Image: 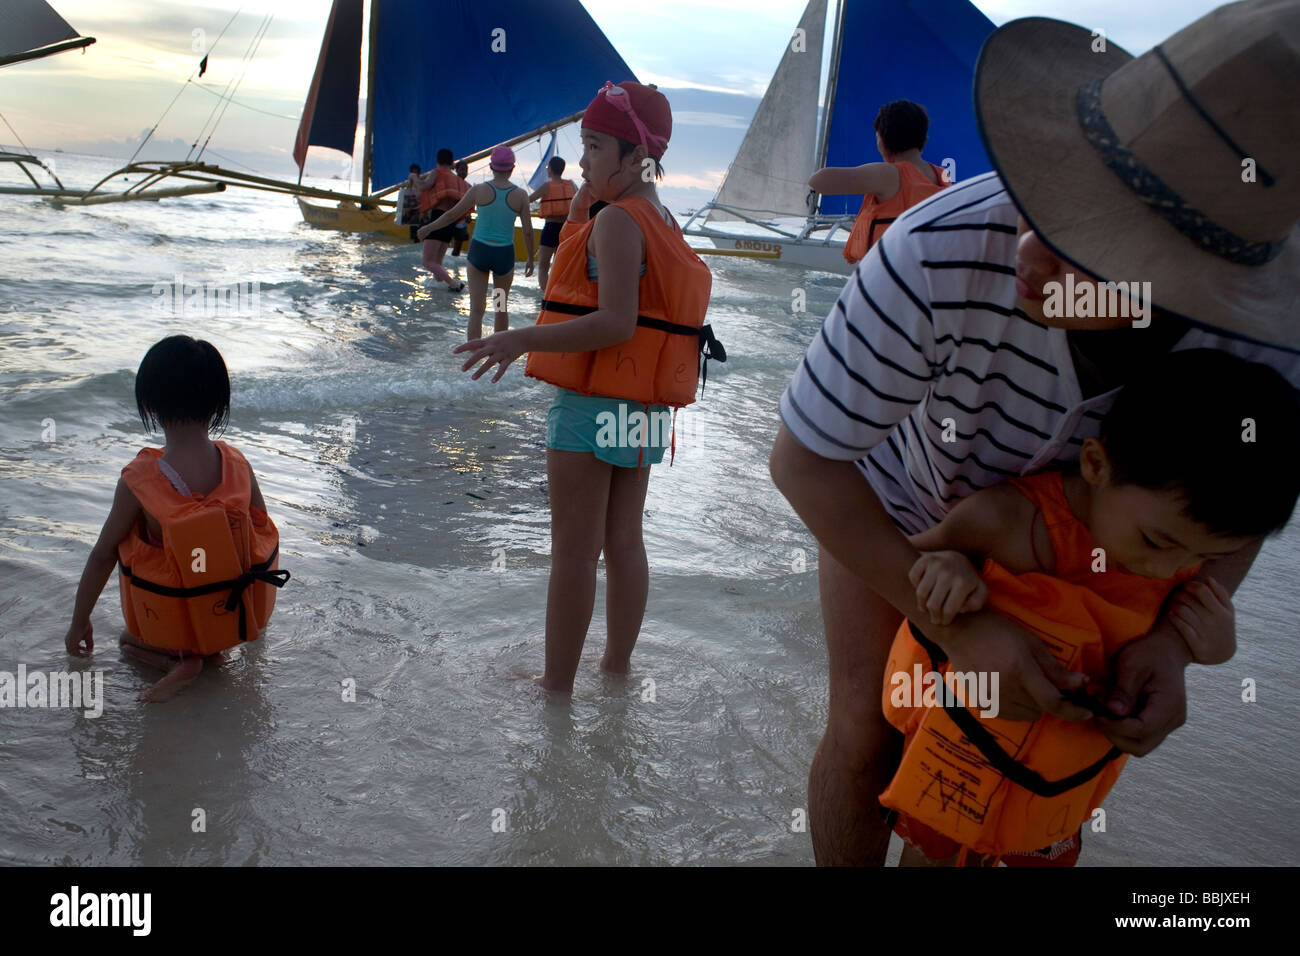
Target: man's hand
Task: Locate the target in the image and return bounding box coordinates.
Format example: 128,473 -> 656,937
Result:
933,608 -> 1091,723
909,550 -> 987,626
1096,624 -> 1192,756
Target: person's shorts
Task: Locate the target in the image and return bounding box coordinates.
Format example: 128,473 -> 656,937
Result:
540,219 -> 564,248
891,810 -> 1083,867
546,387 -> 671,469
422,208 -> 456,243
452,223 -> 470,242
467,239 -> 516,276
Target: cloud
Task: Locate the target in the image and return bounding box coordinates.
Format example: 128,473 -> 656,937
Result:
660,169 -> 728,191
671,111 -> 751,130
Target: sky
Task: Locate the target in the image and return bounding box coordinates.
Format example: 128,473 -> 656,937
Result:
2,0 -> 1226,207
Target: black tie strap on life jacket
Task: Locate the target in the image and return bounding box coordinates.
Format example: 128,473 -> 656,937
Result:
119,548 -> 290,643
698,324 -> 726,394
908,624 -> 1121,798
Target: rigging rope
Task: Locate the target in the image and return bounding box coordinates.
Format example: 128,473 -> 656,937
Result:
192,12 -> 275,163
189,11 -> 273,160
129,5 -> 243,164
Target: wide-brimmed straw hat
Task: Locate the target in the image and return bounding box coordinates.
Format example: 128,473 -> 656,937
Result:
974,0 -> 1300,349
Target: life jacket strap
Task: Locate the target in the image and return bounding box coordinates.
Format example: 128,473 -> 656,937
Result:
120,547 -> 291,643
909,624 -> 1122,798
539,300 -> 727,398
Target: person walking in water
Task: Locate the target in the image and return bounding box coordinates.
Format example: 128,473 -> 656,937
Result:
809,99 -> 949,264
528,155 -> 578,290
420,146 -> 534,340
412,147 -> 469,291
449,82 -> 720,694
451,160 -> 471,258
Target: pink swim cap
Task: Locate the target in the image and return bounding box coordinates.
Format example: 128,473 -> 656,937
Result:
489,146 -> 515,171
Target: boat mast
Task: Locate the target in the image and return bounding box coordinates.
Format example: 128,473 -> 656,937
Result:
811,0 -> 845,216
360,0 -> 380,197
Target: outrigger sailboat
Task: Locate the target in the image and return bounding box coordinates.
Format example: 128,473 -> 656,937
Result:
682,0 -> 997,273
3,0 -> 634,250
294,0 -> 634,253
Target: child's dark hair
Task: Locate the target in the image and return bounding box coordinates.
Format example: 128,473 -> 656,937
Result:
548,155 -> 566,175
874,100 -> 929,155
436,147 -> 454,165
616,138 -> 665,180
135,336 -> 230,435
409,163 -> 421,174
454,160 -> 468,176
1100,348 -> 1300,538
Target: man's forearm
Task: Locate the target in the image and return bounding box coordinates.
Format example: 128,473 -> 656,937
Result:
768,424 -> 920,618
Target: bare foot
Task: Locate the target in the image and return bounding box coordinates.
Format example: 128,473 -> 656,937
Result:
598,654 -> 630,675
138,656 -> 203,702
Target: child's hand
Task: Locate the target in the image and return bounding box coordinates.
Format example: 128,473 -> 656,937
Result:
65,620 -> 93,657
454,328 -> 528,383
1167,578 -> 1234,665
909,550 -> 987,627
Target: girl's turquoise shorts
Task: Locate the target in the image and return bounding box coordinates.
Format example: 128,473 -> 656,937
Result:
546,387 -> 671,468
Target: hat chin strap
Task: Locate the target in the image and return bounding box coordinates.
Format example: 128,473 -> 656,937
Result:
1077,60 -> 1286,267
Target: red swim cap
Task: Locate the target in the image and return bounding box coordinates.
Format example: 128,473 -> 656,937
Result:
581,81 -> 671,160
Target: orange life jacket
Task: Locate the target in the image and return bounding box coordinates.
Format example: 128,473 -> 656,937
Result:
843,161 -> 948,264
539,179 -> 576,219
418,166 -> 470,213
524,196 -> 723,408
879,471 -> 1199,857
117,442 -> 288,655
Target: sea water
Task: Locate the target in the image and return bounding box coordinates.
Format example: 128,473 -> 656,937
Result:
1,153 -> 1297,865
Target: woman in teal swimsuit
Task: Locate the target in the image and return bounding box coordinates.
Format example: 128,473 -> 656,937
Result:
420,146 -> 536,341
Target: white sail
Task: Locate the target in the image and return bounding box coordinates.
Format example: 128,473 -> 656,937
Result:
708,0 -> 826,222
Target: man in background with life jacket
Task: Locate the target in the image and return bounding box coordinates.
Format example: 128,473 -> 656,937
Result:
451,160 -> 471,258
411,147 -> 470,292
528,155 -> 578,291
809,99 -> 949,265
403,163 -> 427,242
770,0 -> 1300,865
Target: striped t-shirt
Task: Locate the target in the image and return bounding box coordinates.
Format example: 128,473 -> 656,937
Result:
780,172 -> 1300,535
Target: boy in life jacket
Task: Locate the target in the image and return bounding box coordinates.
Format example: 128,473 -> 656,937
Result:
808,99 -> 949,264
402,163 -> 425,241
450,81 -> 724,694
412,147 -> 470,292
450,160 -> 471,257
527,155 -> 578,291
63,336 -> 288,702
881,349 -> 1300,866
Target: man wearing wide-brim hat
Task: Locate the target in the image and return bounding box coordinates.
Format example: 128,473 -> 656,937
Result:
771,0 -> 1300,866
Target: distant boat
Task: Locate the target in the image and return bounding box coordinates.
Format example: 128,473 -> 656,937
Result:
292,0 -> 636,251
682,0 -> 997,273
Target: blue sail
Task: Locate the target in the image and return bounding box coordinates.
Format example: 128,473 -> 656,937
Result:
819,0 -> 996,216
370,0 -> 636,191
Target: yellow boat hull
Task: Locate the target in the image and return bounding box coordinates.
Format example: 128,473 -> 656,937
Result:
297,197 -> 539,260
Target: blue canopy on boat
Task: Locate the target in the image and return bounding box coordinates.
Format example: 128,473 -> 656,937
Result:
819,0 -> 996,216
369,0 -> 636,190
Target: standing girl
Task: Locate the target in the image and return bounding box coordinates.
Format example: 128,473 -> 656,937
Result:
452,82 -> 722,693
419,147 -> 535,341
